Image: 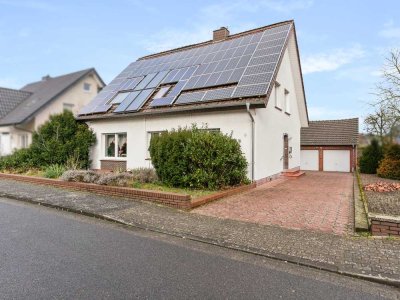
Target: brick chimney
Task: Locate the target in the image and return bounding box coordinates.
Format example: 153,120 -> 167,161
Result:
213,27 -> 230,41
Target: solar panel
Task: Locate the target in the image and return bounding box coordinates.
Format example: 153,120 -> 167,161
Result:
149,96 -> 175,107
125,89 -> 154,111
80,22 -> 292,114
114,91 -> 141,112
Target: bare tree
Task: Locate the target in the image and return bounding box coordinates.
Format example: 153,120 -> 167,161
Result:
364,103 -> 399,144
365,50 -> 400,144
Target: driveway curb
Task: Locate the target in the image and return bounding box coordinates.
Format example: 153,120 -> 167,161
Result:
2,190 -> 399,289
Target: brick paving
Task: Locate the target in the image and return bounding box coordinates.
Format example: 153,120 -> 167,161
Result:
0,177 -> 399,284
194,172 -> 354,235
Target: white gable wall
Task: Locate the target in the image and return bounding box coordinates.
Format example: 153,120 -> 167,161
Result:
254,46 -> 302,179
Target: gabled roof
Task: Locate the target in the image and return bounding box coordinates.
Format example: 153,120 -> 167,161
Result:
0,68 -> 104,126
78,20 -> 306,120
0,87 -> 32,119
301,118 -> 359,146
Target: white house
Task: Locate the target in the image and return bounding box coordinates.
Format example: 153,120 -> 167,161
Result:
0,68 -> 105,156
78,20 -> 309,183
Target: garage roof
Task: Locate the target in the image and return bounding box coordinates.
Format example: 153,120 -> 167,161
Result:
301,118 -> 359,146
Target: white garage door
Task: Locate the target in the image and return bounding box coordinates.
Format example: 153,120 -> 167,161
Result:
300,150 -> 319,171
323,150 -> 350,172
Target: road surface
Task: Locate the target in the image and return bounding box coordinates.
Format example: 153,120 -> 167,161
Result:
0,198 -> 397,299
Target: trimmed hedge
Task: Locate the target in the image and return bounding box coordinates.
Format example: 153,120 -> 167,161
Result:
377,144 -> 400,180
359,139 -> 383,174
149,126 -> 249,189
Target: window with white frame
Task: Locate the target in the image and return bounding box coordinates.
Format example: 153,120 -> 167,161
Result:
284,89 -> 290,114
147,131 -> 166,158
104,133 -> 127,158
274,81 -> 281,109
19,134 -> 28,148
63,103 -> 74,111
83,82 -> 91,92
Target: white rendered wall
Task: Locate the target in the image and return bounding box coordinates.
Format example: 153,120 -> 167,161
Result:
253,47 -> 302,179
87,110 -> 253,178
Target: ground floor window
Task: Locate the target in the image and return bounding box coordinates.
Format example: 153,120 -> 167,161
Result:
105,133 -> 127,158
19,134 -> 29,148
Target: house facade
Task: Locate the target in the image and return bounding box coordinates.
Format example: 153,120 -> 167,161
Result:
78,21 -> 309,182
0,69 -> 104,156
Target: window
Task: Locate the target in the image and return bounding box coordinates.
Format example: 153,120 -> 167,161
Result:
153,86 -> 171,99
83,83 -> 91,92
105,133 -> 127,158
147,131 -> 166,158
109,92 -> 129,105
274,81 -> 281,109
284,89 -> 290,114
19,134 -> 29,148
63,103 -> 74,111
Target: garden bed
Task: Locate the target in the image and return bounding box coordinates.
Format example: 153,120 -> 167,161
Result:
360,174 -> 400,217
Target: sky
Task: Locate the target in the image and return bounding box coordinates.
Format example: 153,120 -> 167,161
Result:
1,0 -> 400,127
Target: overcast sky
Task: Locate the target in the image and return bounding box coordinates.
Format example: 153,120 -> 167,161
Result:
1,0 -> 399,125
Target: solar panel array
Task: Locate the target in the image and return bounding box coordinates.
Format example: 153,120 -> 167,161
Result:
79,23 -> 292,115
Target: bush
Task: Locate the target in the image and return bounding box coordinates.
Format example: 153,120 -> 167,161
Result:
43,164 -> 66,179
0,111 -> 96,172
377,144 -> 400,180
60,168 -> 157,186
359,139 -> 383,174
149,125 -> 248,189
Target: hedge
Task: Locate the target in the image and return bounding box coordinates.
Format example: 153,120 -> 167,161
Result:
359,139 -> 383,174
149,125 -> 249,189
377,144 -> 400,180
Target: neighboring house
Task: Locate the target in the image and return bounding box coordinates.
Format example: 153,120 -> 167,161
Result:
0,68 -> 105,156
78,20 -> 309,183
300,118 -> 359,172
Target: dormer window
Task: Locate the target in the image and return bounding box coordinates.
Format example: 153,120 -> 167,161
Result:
153,86 -> 172,99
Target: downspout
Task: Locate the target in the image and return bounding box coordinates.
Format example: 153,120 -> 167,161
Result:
246,102 -> 255,182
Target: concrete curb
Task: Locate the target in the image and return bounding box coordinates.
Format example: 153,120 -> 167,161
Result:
1,190 -> 399,288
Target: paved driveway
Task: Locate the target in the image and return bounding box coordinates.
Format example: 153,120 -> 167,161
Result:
193,172 -> 354,235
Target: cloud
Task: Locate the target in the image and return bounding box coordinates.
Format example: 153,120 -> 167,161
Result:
379,20 -> 400,39
302,45 -> 365,74
140,0 -> 313,53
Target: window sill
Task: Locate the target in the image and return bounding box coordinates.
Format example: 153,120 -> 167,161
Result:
101,157 -> 127,161
145,158 -> 151,161
275,106 -> 282,111
285,111 -> 291,116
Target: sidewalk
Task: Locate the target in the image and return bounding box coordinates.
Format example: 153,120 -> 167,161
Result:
0,178 -> 399,286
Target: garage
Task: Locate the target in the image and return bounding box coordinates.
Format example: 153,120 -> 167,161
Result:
300,118 -> 358,173
300,150 -> 319,171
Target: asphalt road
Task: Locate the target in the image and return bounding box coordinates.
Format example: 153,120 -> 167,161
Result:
0,198 -> 398,300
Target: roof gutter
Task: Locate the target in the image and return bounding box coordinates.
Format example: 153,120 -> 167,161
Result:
246,102 -> 255,182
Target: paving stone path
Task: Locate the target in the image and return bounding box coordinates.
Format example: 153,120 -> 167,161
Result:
0,178 -> 399,285
194,172 -> 353,235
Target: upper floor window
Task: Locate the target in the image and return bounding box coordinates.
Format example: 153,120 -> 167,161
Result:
83,82 -> 91,92
284,89 -> 290,115
274,81 -> 281,109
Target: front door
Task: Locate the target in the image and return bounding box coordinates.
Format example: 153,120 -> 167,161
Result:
283,134 -> 289,169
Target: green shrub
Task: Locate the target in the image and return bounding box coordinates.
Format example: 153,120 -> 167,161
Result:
377,144 -> 400,180
0,111 -> 96,171
359,139 -> 383,174
43,164 -> 66,179
149,125 -> 248,189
